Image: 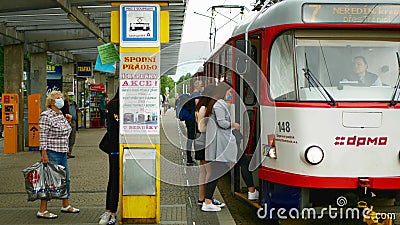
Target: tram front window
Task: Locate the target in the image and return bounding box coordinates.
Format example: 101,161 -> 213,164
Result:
294,34 -> 400,102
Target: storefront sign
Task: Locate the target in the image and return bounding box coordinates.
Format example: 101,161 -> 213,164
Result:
120,52 -> 160,135
90,84 -> 105,92
77,62 -> 93,77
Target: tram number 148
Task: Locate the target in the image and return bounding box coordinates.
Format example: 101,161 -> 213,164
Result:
277,121 -> 291,133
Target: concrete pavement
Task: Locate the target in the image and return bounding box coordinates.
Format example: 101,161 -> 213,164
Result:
0,109 -> 235,225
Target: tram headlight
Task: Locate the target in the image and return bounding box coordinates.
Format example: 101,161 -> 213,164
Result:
263,144 -> 277,159
304,146 -> 324,165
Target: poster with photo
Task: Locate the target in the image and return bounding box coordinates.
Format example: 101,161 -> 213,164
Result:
120,53 -> 160,135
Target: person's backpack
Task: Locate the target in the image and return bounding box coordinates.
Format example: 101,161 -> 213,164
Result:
176,94 -> 195,121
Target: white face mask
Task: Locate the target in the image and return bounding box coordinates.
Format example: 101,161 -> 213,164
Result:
54,98 -> 64,109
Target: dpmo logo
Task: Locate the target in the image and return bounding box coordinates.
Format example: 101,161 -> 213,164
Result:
334,136 -> 387,147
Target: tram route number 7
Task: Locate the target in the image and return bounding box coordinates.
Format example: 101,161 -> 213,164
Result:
277,121 -> 291,133
308,4 -> 321,22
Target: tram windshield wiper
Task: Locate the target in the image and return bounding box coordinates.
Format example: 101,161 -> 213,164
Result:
389,52 -> 400,106
302,53 -> 336,106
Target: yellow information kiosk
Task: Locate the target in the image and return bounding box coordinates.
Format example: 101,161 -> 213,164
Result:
110,2 -> 169,224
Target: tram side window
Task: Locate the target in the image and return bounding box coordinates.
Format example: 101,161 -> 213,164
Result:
269,31 -> 295,101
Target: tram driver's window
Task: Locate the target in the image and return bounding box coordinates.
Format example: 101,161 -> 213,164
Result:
269,31 -> 295,101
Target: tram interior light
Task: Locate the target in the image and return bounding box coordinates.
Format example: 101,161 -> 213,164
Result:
304,146 -> 324,165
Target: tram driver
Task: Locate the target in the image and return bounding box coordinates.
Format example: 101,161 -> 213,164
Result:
344,56 -> 382,86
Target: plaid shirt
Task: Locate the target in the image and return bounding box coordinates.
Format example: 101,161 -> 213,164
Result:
39,108 -> 71,153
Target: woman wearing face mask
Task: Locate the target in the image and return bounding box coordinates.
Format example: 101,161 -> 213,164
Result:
37,91 -> 80,219
202,82 -> 240,212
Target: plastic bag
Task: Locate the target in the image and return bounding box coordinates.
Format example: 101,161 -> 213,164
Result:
22,162 -> 68,201
44,162 -> 68,200
22,162 -> 46,201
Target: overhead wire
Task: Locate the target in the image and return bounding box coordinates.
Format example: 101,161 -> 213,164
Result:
208,5 -> 248,51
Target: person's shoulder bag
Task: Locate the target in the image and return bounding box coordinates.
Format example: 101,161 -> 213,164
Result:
99,132 -> 112,154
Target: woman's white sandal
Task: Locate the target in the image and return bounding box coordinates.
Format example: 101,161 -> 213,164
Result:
61,205 -> 80,213
37,210 -> 58,219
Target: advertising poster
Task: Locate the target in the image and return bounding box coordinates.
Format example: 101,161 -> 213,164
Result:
46,65 -> 62,95
120,53 -> 160,135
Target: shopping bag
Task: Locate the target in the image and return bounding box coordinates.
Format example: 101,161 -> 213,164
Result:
22,162 -> 67,201
44,162 -> 68,200
22,162 -> 47,201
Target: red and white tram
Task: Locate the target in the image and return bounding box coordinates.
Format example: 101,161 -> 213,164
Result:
201,0 -> 400,216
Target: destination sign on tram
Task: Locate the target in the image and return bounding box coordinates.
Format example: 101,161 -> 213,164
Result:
302,4 -> 400,24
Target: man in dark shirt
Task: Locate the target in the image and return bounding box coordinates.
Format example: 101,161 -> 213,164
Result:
61,92 -> 78,158
185,80 -> 204,165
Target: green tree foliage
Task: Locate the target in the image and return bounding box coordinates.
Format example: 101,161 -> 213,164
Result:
177,73 -> 191,84
160,75 -> 175,96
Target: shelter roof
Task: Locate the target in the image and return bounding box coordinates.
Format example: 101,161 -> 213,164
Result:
0,0 -> 186,75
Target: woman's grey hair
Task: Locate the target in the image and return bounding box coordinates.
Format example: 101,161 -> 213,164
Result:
45,91 -> 62,108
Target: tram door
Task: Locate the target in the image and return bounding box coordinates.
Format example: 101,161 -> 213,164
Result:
231,35 -> 261,197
